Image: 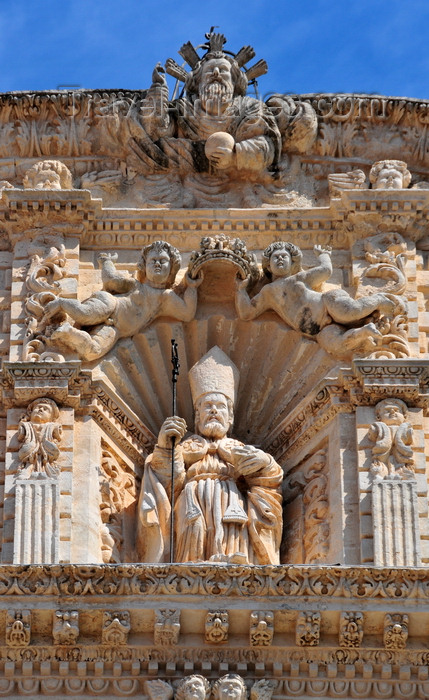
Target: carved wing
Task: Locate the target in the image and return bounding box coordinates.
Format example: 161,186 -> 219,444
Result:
250,679 -> 276,700
144,679 -> 174,700
328,169 -> 366,195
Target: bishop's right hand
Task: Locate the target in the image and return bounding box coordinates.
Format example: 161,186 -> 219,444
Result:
157,416 -> 187,448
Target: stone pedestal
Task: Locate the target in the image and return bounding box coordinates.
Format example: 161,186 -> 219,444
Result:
13,478 -> 59,564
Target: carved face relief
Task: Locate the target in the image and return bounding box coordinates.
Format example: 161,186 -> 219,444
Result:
199,58 -> 234,111
196,392 -> 232,439
376,400 -> 406,426
145,249 -> 171,286
183,677 -> 207,700
217,678 -> 246,700
373,165 -> 404,190
30,400 -> 55,424
268,247 -> 292,278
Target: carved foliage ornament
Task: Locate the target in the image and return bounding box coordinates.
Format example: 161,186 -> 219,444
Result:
296,611 -> 320,646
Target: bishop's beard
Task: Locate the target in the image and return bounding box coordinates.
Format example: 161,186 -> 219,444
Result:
199,419 -> 228,439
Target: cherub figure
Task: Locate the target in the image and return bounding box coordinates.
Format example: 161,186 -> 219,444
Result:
235,241 -> 402,359
368,398 -> 414,479
42,240 -> 202,361
23,160 -> 73,190
17,398 -> 62,479
369,160 -> 411,190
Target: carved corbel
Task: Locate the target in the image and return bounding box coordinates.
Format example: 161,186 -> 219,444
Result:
6,610 -> 31,647
52,610 -> 79,645
205,610 -> 229,644
349,358 -> 429,406
2,361 -> 82,407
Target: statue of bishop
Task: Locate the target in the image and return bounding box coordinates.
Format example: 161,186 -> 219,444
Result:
137,346 -> 283,564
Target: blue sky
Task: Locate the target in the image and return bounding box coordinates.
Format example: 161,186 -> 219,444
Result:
1,0 -> 428,99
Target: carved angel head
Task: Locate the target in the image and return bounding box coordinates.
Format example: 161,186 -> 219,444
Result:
23,160 -> 73,190
26,397 -> 60,424
176,676 -> 211,700
262,241 -> 303,280
212,675 -> 247,700
369,160 -> 411,190
375,398 -> 408,425
137,240 -> 181,287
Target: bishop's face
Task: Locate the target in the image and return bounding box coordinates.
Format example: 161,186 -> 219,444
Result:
196,392 -> 232,439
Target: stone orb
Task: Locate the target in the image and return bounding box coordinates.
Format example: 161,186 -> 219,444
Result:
205,132 -> 235,160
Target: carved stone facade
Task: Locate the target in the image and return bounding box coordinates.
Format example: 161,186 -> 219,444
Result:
0,28 -> 428,700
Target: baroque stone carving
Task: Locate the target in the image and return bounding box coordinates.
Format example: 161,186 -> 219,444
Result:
339,612 -> 364,647
52,610 -> 79,645
23,160 -> 73,190
249,611 -> 274,646
136,346 -> 283,564
17,397 -> 62,478
43,241 -> 202,361
236,241 -> 404,360
283,449 -> 329,564
6,610 -> 31,647
175,675 -> 210,700
368,398 -> 414,479
384,613 -> 408,649
154,609 -> 181,646
205,610 -> 229,644
101,611 -> 130,645
296,612 -> 321,646
23,235 -> 68,362
188,234 -> 259,286
369,160 -> 412,190
99,444 -> 138,563
98,31 -> 317,208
